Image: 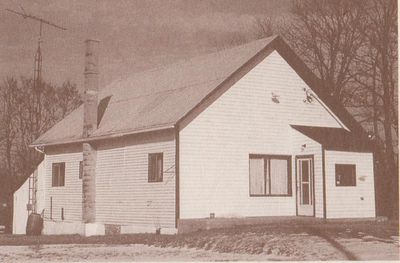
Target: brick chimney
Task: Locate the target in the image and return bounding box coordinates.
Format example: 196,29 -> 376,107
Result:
82,39 -> 99,224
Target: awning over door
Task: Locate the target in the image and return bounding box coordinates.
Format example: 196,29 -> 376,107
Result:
291,125 -> 373,152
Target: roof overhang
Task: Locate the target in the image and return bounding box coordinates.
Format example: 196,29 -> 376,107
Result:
291,125 -> 373,153
30,124 -> 175,147
30,35 -> 369,150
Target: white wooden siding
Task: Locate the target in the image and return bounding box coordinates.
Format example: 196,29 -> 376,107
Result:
44,145 -> 83,222
325,150 -> 375,218
13,175 -> 29,234
13,160 -> 46,234
36,160 -> 46,215
179,51 -> 343,219
290,130 -> 324,218
95,131 -> 176,228
43,131 -> 176,229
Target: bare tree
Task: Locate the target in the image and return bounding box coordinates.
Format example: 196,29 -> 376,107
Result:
281,0 -> 367,104
359,0 -> 398,217
0,76 -> 81,232
255,0 -> 398,217
0,78 -> 19,178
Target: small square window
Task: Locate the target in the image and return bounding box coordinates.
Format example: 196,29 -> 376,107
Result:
52,162 -> 65,187
79,161 -> 83,179
335,164 -> 356,186
148,153 -> 163,182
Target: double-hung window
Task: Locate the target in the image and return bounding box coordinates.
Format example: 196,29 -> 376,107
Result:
148,153 -> 163,182
52,162 -> 65,187
249,155 -> 291,196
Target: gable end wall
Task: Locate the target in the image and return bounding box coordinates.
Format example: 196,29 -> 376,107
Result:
179,51 -> 342,219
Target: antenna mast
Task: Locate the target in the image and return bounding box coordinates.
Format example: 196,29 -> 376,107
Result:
5,7 -> 66,214
5,8 -> 67,91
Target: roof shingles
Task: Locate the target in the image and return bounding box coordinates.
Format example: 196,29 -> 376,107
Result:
33,36 -> 276,146
32,35 -> 370,150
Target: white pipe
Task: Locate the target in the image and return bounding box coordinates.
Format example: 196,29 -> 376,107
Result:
34,146 -> 44,154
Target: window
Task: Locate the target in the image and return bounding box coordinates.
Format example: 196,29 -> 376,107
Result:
249,155 -> 291,196
52,162 -> 65,187
335,164 -> 356,186
148,153 -> 163,182
79,161 -> 83,179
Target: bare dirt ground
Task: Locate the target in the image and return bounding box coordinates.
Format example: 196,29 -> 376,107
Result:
0,244 -> 290,262
0,220 -> 398,262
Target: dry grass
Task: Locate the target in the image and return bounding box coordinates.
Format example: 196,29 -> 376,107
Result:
0,220 -> 398,260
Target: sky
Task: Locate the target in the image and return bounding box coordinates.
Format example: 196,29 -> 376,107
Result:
0,0 -> 290,90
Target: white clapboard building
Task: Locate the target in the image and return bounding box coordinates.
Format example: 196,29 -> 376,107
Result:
19,35 -> 375,236
13,161 -> 46,234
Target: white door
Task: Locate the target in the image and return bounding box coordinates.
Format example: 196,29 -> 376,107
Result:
297,157 -> 314,216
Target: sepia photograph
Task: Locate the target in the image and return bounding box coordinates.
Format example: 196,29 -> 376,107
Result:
0,0 -> 398,262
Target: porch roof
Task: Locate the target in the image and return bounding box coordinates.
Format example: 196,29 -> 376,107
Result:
291,125 -> 373,153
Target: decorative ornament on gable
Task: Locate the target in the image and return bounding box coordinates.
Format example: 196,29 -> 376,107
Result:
302,88 -> 314,104
271,92 -> 280,103
301,144 -> 306,152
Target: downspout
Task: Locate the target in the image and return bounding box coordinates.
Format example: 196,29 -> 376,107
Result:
174,124 -> 180,229
322,146 -> 327,219
372,152 -> 377,218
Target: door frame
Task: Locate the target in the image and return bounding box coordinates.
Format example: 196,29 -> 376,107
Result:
295,155 -> 315,217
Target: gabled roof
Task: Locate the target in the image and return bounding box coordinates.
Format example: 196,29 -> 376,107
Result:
291,125 -> 372,152
32,35 -> 368,147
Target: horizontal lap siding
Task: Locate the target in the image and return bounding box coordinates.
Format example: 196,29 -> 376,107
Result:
13,176 -> 29,234
44,146 -> 82,222
325,151 -> 375,218
36,160 -> 46,214
14,160 -> 47,234
180,51 -> 342,219
96,132 -> 175,228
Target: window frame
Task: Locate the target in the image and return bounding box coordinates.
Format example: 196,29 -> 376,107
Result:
148,153 -> 163,183
52,162 -> 65,187
249,154 -> 292,197
335,164 -> 356,187
79,161 -> 83,179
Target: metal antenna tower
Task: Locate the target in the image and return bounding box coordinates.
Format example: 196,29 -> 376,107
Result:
6,8 -> 67,91
6,6 -> 66,214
